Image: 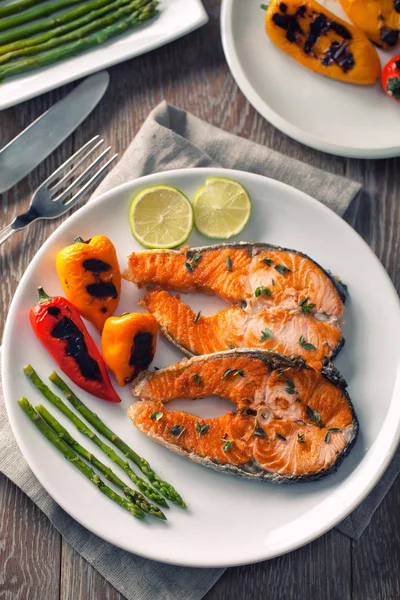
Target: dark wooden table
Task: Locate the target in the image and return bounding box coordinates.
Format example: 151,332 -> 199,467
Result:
1,2 -> 399,598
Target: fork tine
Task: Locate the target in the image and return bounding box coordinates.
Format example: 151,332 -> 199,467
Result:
54,146 -> 112,204
49,137 -> 105,194
62,153 -> 118,209
39,136 -> 101,189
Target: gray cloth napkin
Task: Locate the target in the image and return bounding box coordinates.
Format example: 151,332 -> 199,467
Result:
1,101 -> 398,600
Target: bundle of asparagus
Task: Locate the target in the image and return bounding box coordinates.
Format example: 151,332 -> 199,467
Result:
0,0 -> 158,81
20,364 -> 187,521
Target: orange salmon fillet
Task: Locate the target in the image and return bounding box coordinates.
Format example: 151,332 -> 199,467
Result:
128,350 -> 358,482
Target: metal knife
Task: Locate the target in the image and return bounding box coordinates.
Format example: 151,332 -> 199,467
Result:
0,71 -> 109,194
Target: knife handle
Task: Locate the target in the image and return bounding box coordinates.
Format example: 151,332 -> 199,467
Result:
0,224 -> 15,247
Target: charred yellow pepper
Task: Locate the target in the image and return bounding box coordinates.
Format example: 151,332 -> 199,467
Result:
101,312 -> 158,386
340,0 -> 400,49
264,0 -> 381,85
56,235 -> 121,332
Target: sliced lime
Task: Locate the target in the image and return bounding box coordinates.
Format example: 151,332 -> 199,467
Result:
129,185 -> 193,249
192,177 -> 251,239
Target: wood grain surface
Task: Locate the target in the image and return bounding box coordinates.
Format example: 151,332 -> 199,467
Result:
0,1 -> 399,598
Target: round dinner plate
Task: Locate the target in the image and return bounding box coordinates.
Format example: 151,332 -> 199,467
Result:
221,0 -> 400,158
2,168 -> 400,567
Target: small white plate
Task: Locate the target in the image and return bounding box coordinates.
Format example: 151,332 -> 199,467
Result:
0,0 -> 208,110
221,0 -> 400,158
2,168 -> 400,567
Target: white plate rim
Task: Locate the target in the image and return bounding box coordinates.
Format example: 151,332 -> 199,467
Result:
0,0 -> 208,110
220,0 -> 400,159
2,167 -> 400,567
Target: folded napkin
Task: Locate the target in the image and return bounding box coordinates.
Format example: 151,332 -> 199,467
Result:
1,101 -> 399,600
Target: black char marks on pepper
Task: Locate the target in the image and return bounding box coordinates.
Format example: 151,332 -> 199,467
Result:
129,332 -> 153,369
272,3 -> 354,73
381,28 -> 399,46
86,281 -> 118,298
322,40 -> 355,73
51,317 -> 102,381
82,258 -> 111,272
47,306 -> 61,317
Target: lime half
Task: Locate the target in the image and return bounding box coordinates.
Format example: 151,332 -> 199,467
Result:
129,185 -> 193,249
192,177 -> 251,239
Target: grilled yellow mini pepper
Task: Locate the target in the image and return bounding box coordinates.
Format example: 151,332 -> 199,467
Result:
55,235 -> 121,332
263,0 -> 381,85
101,312 -> 158,386
340,0 -> 400,49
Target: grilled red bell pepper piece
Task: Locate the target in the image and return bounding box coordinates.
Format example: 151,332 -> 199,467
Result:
382,55 -> 400,101
30,287 -> 120,403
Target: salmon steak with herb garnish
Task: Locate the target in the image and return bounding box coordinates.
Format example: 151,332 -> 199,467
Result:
123,242 -> 347,362
128,349 -> 358,482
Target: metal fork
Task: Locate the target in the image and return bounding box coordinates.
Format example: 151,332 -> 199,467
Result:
0,136 -> 117,247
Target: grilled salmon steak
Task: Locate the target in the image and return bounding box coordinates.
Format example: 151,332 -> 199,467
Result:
129,350 -> 358,482
124,243 -> 347,362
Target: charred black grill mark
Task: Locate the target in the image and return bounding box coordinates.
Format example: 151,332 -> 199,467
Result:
86,282 -> 118,298
272,4 -> 354,72
82,258 -> 111,272
381,27 -> 399,46
47,306 -> 61,317
129,332 -> 154,368
51,317 -> 101,381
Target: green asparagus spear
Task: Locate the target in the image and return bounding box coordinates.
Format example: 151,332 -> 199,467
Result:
0,0 -> 122,46
0,0 -> 87,33
36,403 -> 166,520
0,0 -> 49,19
49,371 -> 187,509
18,397 -> 145,520
0,1 -> 152,65
24,365 -> 168,508
0,0 -> 151,57
0,4 -> 157,81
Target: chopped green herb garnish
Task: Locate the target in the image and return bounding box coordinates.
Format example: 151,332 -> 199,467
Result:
255,286 -> 272,297
284,377 -> 297,395
226,256 -> 232,271
271,279 -> 275,286
192,253 -> 201,262
275,432 -> 286,441
169,425 -> 184,436
306,405 -> 322,426
196,421 -> 209,435
185,253 -> 201,272
191,373 -> 202,386
298,298 -> 316,315
222,440 -> 233,452
297,433 -> 305,443
275,264 -> 291,275
298,335 -> 317,351
229,344 -> 236,349
185,262 -> 194,272
254,425 -> 266,437
260,258 -> 273,266
194,311 -> 201,323
222,369 -> 245,379
150,411 -> 163,421
325,427 -> 340,442
260,328 -> 273,341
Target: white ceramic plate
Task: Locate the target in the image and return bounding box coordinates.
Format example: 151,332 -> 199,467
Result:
221,0 -> 400,158
2,168 -> 400,567
0,0 -> 208,110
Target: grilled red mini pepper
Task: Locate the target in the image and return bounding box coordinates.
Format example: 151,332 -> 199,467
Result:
30,287 -> 120,403
382,55 -> 400,101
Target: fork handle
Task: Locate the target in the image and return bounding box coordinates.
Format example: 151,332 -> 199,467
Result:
0,224 -> 16,247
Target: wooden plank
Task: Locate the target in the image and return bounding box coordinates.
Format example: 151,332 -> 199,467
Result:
205,529 -> 351,600
60,540 -> 125,600
352,475 -> 400,600
0,474 -> 61,600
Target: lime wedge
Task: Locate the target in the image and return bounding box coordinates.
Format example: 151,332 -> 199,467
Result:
129,185 -> 193,249
192,177 -> 251,239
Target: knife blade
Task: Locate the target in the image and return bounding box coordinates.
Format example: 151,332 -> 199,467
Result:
0,71 -> 109,194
